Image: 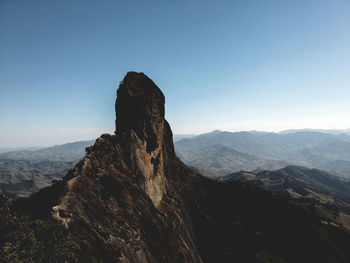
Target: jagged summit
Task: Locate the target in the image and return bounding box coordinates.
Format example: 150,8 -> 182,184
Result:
115,72 -> 165,151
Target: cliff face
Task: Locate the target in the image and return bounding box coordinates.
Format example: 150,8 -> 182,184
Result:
18,72 -> 350,263
114,72 -> 173,207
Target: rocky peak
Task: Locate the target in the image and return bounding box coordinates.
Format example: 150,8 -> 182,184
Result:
115,72 -> 165,152
114,72 -> 172,206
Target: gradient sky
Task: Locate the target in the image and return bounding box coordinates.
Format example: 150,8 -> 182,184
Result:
0,0 -> 349,147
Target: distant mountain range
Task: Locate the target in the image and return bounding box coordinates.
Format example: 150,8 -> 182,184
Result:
279,128 -> 350,135
0,140 -> 95,161
176,144 -> 287,177
1,128 -> 350,197
173,134 -> 196,142
0,146 -> 44,153
0,140 -> 94,197
175,129 -> 350,177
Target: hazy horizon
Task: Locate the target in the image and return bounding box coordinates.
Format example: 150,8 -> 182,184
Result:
1,0 -> 349,148
1,127 -> 350,149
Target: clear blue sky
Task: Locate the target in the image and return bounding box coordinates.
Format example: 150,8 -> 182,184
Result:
0,0 -> 349,147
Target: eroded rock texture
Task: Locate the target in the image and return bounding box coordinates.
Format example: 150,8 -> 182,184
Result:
114,72 -> 170,207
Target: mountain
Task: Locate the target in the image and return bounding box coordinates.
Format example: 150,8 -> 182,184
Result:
0,140 -> 94,198
0,159 -> 75,198
3,72 -> 350,262
279,128 -> 350,135
176,144 -> 287,177
0,140 -> 94,162
173,134 -> 196,142
224,166 -> 350,230
175,130 -> 350,177
0,146 -> 44,154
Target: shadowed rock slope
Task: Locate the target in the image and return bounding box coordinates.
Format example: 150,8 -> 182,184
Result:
224,166 -> 350,230
14,72 -> 350,262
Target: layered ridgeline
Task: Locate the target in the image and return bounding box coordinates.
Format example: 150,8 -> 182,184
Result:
0,140 -> 94,198
175,130 -> 350,177
3,72 -> 350,262
2,123 -> 350,197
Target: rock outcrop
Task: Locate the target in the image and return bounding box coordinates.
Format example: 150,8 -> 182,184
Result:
18,72 -> 350,263
114,72 -> 172,206
37,72 -> 203,262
